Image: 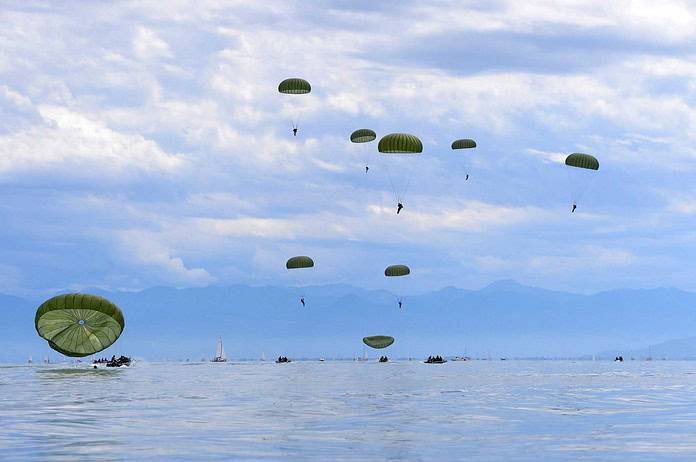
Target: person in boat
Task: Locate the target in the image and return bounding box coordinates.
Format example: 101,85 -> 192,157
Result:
572,203 -> 577,213
300,297 -> 305,307
397,202 -> 403,214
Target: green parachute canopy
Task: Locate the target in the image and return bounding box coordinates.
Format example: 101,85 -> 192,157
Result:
451,139 -> 477,149
286,256 -> 315,269
350,129 -> 377,143
363,335 -> 395,349
378,133 -> 423,154
278,78 -> 311,95
35,293 -> 125,358
565,153 -> 599,171
385,264 -> 410,277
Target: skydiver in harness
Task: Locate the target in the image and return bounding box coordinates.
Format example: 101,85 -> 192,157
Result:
465,174 -> 469,181
397,202 -> 403,214
365,165 -> 369,173
398,300 -> 403,310
572,202 -> 577,213
300,297 -> 305,307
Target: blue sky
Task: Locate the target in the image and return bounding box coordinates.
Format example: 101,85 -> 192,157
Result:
2,1 -> 696,297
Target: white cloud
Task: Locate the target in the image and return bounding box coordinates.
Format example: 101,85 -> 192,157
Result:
133,27 -> 173,60
116,230 -> 215,286
0,104 -> 184,177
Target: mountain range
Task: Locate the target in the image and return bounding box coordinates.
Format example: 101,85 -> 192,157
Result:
3,280 -> 696,362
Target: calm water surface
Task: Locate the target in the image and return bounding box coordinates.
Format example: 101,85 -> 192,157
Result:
2,360 -> 696,461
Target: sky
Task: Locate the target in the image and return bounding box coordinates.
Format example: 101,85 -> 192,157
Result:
2,0 -> 696,298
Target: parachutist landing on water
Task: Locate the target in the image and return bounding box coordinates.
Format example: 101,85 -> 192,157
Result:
572,203 -> 577,213
397,202 -> 403,214
300,297 -> 305,307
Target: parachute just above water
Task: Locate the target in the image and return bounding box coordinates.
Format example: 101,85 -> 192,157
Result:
565,153 -> 599,171
286,256 -> 315,269
278,78 -> 311,94
378,133 -> 423,154
451,139 -> 477,150
350,129 -> 377,144
35,293 -> 125,358
385,264 -> 410,277
363,335 -> 395,349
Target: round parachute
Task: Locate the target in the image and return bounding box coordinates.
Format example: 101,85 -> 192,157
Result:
565,153 -> 599,170
363,336 -> 395,349
451,139 -> 477,149
278,78 -> 311,95
350,129 -> 377,143
385,265 -> 410,277
286,256 -> 315,269
35,293 -> 125,358
378,133 -> 423,154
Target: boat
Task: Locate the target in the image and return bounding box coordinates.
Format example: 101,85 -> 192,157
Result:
275,356 -> 291,363
92,355 -> 132,369
378,356 -> 388,363
211,337 -> 227,362
424,356 -> 447,364
450,356 -> 470,362
356,346 -> 368,362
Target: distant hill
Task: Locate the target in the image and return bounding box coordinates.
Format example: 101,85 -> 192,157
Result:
598,336 -> 696,360
3,280 -> 696,362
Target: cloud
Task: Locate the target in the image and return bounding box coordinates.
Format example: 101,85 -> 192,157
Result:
133,27 -> 173,60
116,230 -> 215,287
0,104 -> 184,178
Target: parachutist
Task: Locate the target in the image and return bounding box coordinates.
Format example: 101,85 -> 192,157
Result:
365,165 -> 369,173
398,300 -> 402,309
397,202 -> 403,214
292,127 -> 298,136
465,174 -> 469,181
300,297 -> 305,307
572,203 -> 577,213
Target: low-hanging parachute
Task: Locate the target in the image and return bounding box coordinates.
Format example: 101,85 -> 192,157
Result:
385,264 -> 410,309
35,293 -> 125,358
384,264 -> 410,277
286,256 -> 314,269
286,256 -> 315,307
363,335 -> 395,349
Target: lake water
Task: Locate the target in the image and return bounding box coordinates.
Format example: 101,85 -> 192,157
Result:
2,360 -> 696,461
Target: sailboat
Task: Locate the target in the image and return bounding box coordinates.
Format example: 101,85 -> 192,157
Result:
211,337 -> 227,362
356,345 -> 368,362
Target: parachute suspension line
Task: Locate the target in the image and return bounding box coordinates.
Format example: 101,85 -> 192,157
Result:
575,171 -> 599,204
388,176 -> 400,204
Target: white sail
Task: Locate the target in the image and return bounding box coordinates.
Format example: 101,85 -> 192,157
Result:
212,337 -> 227,362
